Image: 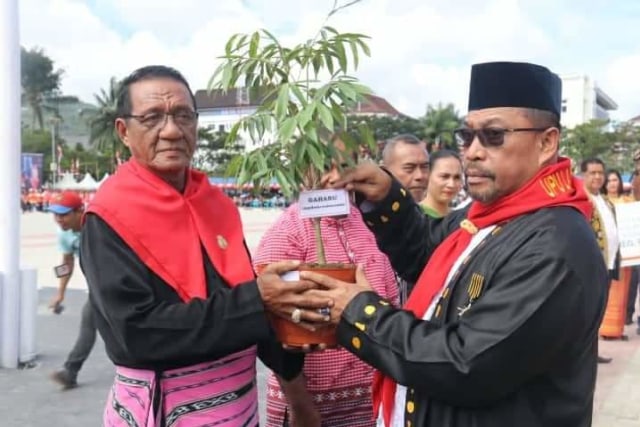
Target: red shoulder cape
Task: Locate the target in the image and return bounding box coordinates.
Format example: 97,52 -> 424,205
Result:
85,160 -> 254,302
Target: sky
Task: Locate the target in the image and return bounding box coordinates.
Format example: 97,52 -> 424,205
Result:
18,0 -> 640,121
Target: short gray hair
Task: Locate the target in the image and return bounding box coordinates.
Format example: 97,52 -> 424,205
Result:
381,134 -> 424,164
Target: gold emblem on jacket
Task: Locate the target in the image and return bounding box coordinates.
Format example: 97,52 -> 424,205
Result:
539,169 -> 573,197
457,273 -> 485,318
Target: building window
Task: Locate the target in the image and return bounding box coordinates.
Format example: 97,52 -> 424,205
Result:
218,124 -> 225,133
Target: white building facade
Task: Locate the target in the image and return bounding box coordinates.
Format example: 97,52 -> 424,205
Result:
195,88 -> 275,153
560,74 -> 618,129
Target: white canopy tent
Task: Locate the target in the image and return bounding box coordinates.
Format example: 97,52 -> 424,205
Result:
76,173 -> 98,191
55,173 -> 80,190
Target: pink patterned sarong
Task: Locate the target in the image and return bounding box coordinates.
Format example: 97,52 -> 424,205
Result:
103,346 -> 258,427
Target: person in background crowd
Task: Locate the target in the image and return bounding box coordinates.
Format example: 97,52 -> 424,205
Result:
603,169 -> 632,203
582,158 -> 619,364
380,134 -> 430,304
419,150 -> 463,218
380,134 -> 429,203
48,191 -> 98,389
254,146 -> 398,427
602,169 -> 633,326
626,158 -> 640,332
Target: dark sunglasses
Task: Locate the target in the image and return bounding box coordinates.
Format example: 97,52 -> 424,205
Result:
454,127 -> 550,148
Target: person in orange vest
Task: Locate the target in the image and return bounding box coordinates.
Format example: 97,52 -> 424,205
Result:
21,190 -> 29,213
27,188 -> 38,212
34,189 -> 44,212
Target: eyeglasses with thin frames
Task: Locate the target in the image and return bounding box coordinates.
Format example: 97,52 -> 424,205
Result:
122,110 -> 199,130
454,127 -> 550,148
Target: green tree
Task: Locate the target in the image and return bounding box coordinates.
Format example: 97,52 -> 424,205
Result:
21,47 -> 64,130
608,121 -> 640,173
349,115 -> 426,139
82,77 -> 126,172
209,0 -> 372,263
193,127 -> 244,175
65,143 -> 113,178
422,102 -> 462,149
560,119 -> 614,171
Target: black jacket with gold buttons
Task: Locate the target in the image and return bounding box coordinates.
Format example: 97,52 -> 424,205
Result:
337,179 -> 608,427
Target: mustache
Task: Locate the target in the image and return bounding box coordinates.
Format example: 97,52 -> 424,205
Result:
464,164 -> 496,179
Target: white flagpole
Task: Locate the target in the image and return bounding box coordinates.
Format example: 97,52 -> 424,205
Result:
0,0 -> 22,368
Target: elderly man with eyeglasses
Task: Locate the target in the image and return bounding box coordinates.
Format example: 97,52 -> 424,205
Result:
299,62 -> 608,427
79,65 -> 331,426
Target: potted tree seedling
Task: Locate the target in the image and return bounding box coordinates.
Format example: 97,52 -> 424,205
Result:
209,0 -> 376,347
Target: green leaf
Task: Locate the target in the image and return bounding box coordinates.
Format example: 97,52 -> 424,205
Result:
305,141 -> 325,172
221,64 -> 234,89
335,81 -> 357,101
306,125 -> 319,144
279,116 -> 297,142
297,103 -> 315,129
358,123 -> 376,152
356,39 -> 371,56
329,100 -> 347,130
249,31 -> 260,57
324,52 -> 335,75
275,84 -> 290,120
317,103 -> 334,132
348,40 -> 359,69
311,54 -> 323,77
243,60 -> 259,89
334,41 -> 347,72
324,26 -> 339,35
349,82 -> 372,97
275,169 -> 293,197
225,34 -> 240,55
261,29 -> 283,59
235,34 -> 249,53
290,83 -> 307,105
237,155 -> 253,184
227,122 -> 242,148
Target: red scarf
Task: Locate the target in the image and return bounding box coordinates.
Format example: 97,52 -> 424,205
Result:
85,159 -> 254,302
373,157 -> 592,426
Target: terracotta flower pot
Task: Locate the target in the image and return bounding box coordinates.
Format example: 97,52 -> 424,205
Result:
257,263 -> 356,348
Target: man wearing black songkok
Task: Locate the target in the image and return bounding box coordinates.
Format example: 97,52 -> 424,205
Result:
301,62 -> 609,427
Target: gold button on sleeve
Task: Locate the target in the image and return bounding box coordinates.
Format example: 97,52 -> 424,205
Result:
406,401 -> 415,414
364,305 -> 376,316
351,337 -> 361,350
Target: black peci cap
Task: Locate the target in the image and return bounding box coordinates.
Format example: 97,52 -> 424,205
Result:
468,61 -> 562,118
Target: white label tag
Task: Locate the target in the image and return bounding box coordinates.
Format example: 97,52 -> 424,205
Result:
298,189 -> 350,219
280,271 -> 300,282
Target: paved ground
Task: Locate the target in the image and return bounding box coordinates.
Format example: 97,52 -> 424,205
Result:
1,209 -> 639,426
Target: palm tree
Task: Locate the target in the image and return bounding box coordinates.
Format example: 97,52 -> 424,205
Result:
21,47 -> 64,130
82,77 -> 124,171
422,103 -> 461,150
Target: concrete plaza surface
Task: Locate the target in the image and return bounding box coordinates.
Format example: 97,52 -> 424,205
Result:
1,209 -> 639,426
